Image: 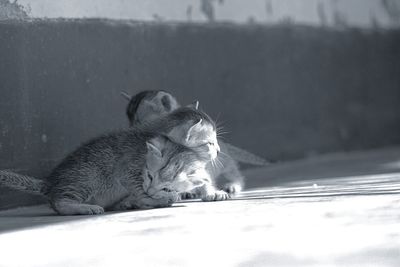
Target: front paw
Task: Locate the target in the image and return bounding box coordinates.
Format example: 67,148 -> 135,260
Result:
159,193 -> 179,207
222,183 -> 242,194
141,193 -> 178,208
154,191 -> 179,204
201,190 -> 231,201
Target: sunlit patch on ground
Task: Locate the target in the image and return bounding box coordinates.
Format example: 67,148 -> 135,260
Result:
1,148 -> 400,267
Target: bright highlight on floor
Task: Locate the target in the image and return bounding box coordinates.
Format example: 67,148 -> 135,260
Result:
1,148 -> 400,267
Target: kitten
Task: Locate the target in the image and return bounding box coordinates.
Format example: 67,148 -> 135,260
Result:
122,90 -> 268,199
110,135 -> 212,210
0,107 -> 217,215
123,90 -> 179,127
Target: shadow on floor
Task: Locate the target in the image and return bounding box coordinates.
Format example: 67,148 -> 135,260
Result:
0,204 -> 189,234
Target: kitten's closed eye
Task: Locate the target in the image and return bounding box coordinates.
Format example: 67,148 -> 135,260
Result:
196,142 -> 213,148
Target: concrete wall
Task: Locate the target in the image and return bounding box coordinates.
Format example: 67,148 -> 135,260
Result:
0,19 -> 399,208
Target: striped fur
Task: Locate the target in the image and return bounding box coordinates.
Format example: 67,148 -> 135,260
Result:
123,90 -> 269,197
0,107 -> 216,215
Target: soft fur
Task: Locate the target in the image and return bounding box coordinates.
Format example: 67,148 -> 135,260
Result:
122,90 -> 267,200
0,107 -> 217,215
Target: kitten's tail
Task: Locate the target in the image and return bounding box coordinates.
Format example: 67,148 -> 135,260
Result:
222,142 -> 270,166
0,170 -> 48,196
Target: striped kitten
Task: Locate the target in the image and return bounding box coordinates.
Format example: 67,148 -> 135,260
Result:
0,107 -> 216,215
122,90 -> 269,200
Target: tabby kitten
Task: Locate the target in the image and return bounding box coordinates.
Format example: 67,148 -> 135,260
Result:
122,90 -> 267,200
110,135 -> 212,210
0,107 -> 217,215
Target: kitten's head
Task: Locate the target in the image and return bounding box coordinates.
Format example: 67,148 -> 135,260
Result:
124,90 -> 180,126
123,90 -> 219,159
161,107 -> 220,161
142,136 -> 211,198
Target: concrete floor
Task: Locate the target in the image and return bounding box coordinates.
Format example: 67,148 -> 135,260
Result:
1,147 -> 400,267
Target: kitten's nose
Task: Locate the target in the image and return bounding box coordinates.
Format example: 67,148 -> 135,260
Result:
215,142 -> 220,154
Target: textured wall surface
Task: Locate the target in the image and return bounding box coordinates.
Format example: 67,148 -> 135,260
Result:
0,19 -> 399,208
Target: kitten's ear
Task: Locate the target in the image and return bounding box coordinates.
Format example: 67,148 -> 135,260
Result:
146,142 -> 162,158
186,101 -> 199,110
186,119 -> 202,142
146,139 -> 165,172
120,91 -> 132,101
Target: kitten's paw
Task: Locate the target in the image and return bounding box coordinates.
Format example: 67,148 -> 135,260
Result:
179,192 -> 198,200
84,205 -> 105,215
152,191 -> 179,205
201,190 -> 231,202
157,193 -> 179,207
222,183 -> 242,194
53,202 -> 104,215
135,193 -> 178,209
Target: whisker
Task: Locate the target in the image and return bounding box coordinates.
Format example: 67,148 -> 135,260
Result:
217,134 -> 227,139
219,151 -> 230,157
216,126 -> 229,136
214,158 -> 220,169
217,130 -> 229,135
216,157 -> 224,169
